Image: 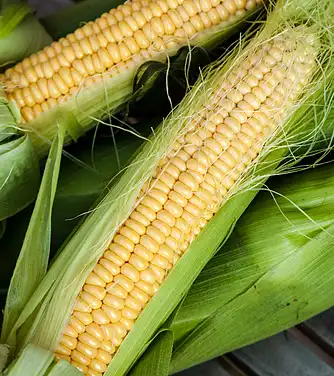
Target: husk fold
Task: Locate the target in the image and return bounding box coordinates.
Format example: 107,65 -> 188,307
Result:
2,0 -> 334,375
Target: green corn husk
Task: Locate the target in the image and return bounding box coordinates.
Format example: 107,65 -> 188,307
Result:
1,343 -> 81,376
0,3 -> 52,66
168,162 -> 334,372
9,2 -> 264,157
0,3 -> 53,222
2,1 -> 334,375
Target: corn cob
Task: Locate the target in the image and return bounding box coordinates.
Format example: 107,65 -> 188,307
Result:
53,27 -> 318,375
1,0 -> 262,125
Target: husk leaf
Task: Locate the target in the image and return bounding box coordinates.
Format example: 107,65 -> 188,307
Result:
0,135 -> 40,221
0,4 -> 52,66
0,127 -> 65,345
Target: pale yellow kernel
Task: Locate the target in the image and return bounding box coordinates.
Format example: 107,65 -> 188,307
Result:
122,306 -> 140,320
71,361 -> 88,374
130,211 -> 150,227
56,343 -> 71,356
167,9 -> 183,28
163,199 -> 183,218
157,172 -> 175,190
86,272 -> 106,287
118,42 -> 132,61
252,67 -> 264,81
136,204 -> 157,222
151,219 -> 170,237
96,348 -> 112,364
165,235 -> 179,251
113,234 -> 134,252
99,251 -> 124,276
77,341 -> 97,358
60,335 -> 77,350
185,201 -> 203,218
151,253 -> 170,269
121,263 -> 141,282
73,311 -> 93,326
104,293 -> 125,310
114,274 -> 135,292
136,280 -> 155,296
84,285 -> 106,301
179,172 -> 199,191
91,309 -> 109,325
241,123 -> 257,138
99,341 -> 115,355
244,75 -> 258,88
173,181 -> 192,200
56,354 -> 71,362
147,226 -> 166,245
106,283 -> 128,299
94,263 -> 114,283
129,253 -> 149,271
80,291 -> 102,310
74,298 -> 92,313
62,46 -> 76,64
86,323 -> 105,342
248,117 -> 263,133
244,93 -> 261,110
124,219 -> 145,236
133,245 -> 153,263
253,111 -> 268,126
71,350 -> 91,366
149,2 -> 164,17
63,323 -> 78,338
87,368 -> 103,376
101,304 -> 121,323
140,268 -> 157,284
97,48 -> 113,69
151,264 -> 166,282
237,100 -> 254,118
125,294 -> 143,311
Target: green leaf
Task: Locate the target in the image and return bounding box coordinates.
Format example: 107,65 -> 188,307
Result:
47,360 -> 82,376
129,331 -> 174,376
0,4 -> 31,37
4,344 -> 53,376
171,222 -> 334,372
0,221 -> 5,240
0,6 -> 52,66
1,128 -> 65,345
0,135 -> 40,221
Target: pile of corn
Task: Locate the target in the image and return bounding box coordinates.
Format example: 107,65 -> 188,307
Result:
0,0 -> 334,376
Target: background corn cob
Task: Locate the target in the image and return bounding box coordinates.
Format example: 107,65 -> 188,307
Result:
0,0 -> 263,155
2,1 -> 333,376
